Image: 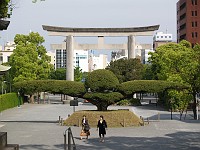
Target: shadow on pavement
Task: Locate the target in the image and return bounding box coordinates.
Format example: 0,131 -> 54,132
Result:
20,144 -> 64,150
75,131 -> 200,150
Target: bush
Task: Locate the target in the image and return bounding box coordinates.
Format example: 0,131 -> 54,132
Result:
117,99 -> 130,106
85,69 -> 119,92
0,93 -> 22,112
117,98 -> 141,106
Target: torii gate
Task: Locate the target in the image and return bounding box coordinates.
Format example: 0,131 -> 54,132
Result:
42,25 -> 159,81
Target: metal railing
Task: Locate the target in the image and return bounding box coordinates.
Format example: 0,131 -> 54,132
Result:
64,127 -> 76,150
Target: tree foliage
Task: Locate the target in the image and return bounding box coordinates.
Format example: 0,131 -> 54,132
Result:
0,0 -> 13,18
84,69 -> 123,111
149,40 -> 200,119
13,80 -> 86,97
118,80 -> 188,98
106,58 -> 144,83
9,32 -> 53,83
49,67 -> 83,82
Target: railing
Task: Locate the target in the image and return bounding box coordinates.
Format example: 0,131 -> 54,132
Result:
64,127 -> 76,150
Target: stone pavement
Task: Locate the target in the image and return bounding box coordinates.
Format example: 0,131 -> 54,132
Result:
0,96 -> 200,150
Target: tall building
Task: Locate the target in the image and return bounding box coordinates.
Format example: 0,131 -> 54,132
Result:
53,48 -> 89,72
177,0 -> 200,46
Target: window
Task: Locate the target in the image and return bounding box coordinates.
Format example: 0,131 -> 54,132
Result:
192,0 -> 197,5
165,36 -> 167,38
180,13 -> 186,20
195,22 -> 198,27
192,32 -> 194,38
195,32 -> 198,37
161,36 -> 163,38
169,36 -> 171,38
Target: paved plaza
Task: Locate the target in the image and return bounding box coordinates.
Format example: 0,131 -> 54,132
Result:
0,95 -> 200,150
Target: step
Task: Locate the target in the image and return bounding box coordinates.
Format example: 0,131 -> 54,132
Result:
3,144 -> 19,150
0,132 -> 7,149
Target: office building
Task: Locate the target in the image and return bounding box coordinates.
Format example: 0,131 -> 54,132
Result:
153,32 -> 173,49
177,0 -> 200,46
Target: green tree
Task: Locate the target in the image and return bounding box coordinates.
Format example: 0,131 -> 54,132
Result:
9,32 -> 53,83
84,69 -> 123,111
149,40 -> 200,119
49,68 -> 66,80
0,0 -> 13,18
49,67 -> 83,81
106,58 -> 144,83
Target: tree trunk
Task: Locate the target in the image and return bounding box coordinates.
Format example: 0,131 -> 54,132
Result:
30,95 -> 34,104
192,92 -> 197,120
96,103 -> 108,111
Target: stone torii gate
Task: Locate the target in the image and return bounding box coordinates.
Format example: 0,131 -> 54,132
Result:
42,25 -> 159,81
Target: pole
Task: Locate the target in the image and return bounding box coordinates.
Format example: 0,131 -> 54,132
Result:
68,128 -> 72,150
64,131 -> 67,150
73,106 -> 75,113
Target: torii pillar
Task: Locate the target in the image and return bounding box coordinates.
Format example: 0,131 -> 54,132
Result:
66,35 -> 74,81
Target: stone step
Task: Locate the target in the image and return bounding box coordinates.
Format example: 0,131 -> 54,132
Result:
0,132 -> 7,149
3,144 -> 19,150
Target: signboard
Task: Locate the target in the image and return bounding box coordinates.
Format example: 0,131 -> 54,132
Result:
70,100 -> 78,106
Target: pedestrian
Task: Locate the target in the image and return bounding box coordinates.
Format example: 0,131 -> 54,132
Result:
97,115 -> 107,142
80,115 -> 90,140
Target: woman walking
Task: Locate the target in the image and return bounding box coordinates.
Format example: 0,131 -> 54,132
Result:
80,115 -> 90,140
97,115 -> 107,142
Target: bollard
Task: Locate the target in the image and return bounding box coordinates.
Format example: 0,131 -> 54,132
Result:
142,117 -> 144,126
147,117 -> 149,124
158,112 -> 160,121
61,118 -> 63,126
68,114 -> 70,117
58,116 -> 61,124
123,118 -> 125,127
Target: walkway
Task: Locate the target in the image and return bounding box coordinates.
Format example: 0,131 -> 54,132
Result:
0,96 -> 200,150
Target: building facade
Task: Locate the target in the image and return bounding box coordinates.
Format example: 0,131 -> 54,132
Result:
177,0 -> 200,46
0,41 -> 16,64
54,48 -> 89,72
153,32 -> 173,49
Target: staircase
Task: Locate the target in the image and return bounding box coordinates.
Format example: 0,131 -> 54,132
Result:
0,132 -> 19,150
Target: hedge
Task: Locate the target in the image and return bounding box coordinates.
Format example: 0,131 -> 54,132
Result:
117,80 -> 189,96
0,93 -> 22,112
13,80 -> 86,97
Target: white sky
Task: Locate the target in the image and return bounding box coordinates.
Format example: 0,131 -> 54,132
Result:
0,0 -> 179,56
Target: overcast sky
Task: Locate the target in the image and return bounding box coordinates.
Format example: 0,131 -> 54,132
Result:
1,0 -> 179,52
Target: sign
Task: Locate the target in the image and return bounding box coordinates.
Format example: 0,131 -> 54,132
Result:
70,100 -> 78,106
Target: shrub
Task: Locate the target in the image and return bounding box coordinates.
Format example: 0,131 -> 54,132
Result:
0,93 -> 22,112
117,98 -> 141,106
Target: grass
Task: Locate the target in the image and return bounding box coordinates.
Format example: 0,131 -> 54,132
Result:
64,110 -> 143,128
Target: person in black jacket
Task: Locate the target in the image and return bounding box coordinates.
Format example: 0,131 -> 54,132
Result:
80,115 -> 90,140
97,115 -> 107,142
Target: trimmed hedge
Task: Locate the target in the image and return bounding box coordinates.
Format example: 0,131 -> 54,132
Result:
85,69 -> 119,92
117,80 -> 189,97
0,93 -> 22,112
13,80 -> 86,97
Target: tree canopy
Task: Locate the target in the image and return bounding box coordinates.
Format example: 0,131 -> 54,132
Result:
9,32 -> 53,83
84,69 -> 123,111
106,58 -> 144,83
149,40 -> 200,119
